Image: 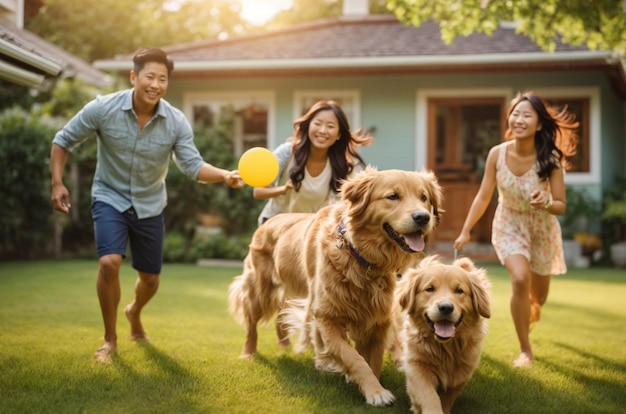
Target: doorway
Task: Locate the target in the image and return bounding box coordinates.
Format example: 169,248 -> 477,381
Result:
427,97 -> 505,242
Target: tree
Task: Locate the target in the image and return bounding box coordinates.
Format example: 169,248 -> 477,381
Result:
26,0 -> 249,62
387,0 -> 626,55
266,0 -> 389,30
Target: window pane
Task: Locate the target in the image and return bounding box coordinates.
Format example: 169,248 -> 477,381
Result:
192,100 -> 269,155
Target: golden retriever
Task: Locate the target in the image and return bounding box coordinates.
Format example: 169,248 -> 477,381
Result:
263,167 -> 443,406
391,255 -> 491,414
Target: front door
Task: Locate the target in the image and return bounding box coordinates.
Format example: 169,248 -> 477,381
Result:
427,97 -> 506,242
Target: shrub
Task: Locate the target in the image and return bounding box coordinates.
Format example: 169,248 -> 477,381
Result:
0,108 -> 57,258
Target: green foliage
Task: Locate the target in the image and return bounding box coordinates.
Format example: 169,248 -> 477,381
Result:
387,0 -> 626,55
162,232 -> 189,263
267,0 -> 389,30
25,0 -> 249,62
602,175 -> 626,242
0,108 -> 56,258
0,81 -> 35,112
560,186 -> 601,238
37,78 -> 101,119
190,233 -> 251,261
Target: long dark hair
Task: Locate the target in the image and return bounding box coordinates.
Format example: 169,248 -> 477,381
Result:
505,91 -> 578,180
289,100 -> 373,192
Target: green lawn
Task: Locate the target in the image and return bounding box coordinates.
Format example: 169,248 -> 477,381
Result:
0,260 -> 624,413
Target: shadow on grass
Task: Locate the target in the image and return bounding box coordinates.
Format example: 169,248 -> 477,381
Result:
455,353 -> 625,414
544,341 -> 626,408
90,342 -> 203,413
253,351 -> 410,413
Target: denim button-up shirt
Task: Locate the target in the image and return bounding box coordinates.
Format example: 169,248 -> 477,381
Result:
52,89 -> 204,219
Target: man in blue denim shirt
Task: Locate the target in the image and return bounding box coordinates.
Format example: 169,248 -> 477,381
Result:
50,47 -> 244,363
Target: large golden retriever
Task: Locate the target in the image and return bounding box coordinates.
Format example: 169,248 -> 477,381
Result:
252,167 -> 443,406
392,255 -> 491,414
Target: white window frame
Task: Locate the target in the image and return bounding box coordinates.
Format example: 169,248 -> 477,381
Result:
293,90 -> 361,131
182,91 -> 276,153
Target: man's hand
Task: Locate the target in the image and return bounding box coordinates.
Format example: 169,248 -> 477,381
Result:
51,184 -> 71,214
225,170 -> 245,189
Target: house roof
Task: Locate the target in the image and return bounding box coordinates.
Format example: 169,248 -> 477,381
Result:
0,16 -> 111,89
94,15 -> 626,96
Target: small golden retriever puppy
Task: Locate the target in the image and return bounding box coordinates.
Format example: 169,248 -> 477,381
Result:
274,168 -> 443,406
392,255 -> 491,414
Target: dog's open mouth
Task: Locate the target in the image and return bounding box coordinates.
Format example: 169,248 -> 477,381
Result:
383,223 -> 425,252
425,314 -> 463,341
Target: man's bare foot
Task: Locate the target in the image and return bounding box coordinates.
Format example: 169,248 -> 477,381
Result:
125,303 -> 149,342
94,342 -> 117,363
513,352 -> 533,368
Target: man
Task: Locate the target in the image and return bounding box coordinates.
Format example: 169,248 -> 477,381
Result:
50,47 -> 244,363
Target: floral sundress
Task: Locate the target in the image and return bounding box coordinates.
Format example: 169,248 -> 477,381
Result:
492,141 -> 567,276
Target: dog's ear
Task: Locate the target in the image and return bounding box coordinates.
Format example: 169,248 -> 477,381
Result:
468,267 -> 491,319
397,269 -> 422,314
341,168 -> 378,217
454,257 -> 477,272
421,169 -> 444,225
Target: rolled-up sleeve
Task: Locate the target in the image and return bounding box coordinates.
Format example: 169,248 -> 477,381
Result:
52,98 -> 101,150
171,112 -> 204,181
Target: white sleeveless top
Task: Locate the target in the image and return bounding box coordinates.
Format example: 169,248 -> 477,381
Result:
258,142 -> 362,225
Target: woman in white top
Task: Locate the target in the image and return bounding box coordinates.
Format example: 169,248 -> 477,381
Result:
255,100 -> 373,225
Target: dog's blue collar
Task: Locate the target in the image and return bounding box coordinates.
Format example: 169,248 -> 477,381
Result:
338,225 -> 374,268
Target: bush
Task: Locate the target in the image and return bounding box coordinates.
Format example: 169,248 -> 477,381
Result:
0,108 -> 57,258
163,231 -> 251,263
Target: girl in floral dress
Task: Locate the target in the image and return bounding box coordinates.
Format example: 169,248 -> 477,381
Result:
454,91 -> 578,367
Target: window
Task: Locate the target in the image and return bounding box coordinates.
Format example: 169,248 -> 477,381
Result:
534,87 -> 600,184
183,92 -> 275,156
293,90 -> 361,129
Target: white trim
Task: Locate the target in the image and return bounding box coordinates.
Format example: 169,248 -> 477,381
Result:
415,88 -> 513,170
182,90 -> 276,150
94,51 -> 614,72
532,87 -> 601,185
0,59 -> 45,87
0,38 -> 62,75
293,90 -> 361,129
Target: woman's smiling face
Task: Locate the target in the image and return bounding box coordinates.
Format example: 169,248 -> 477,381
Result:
307,109 -> 340,151
508,100 -> 541,140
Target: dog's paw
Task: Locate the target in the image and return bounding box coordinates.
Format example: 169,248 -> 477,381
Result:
366,388 -> 395,407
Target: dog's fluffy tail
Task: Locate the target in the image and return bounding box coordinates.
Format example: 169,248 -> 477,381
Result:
279,298 -> 310,352
228,253 -> 284,327
228,274 -> 248,325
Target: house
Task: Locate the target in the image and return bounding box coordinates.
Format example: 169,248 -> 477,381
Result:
0,0 -> 109,88
93,0 -> 626,258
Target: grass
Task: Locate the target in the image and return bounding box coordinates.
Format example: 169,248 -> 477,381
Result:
0,259 -> 624,414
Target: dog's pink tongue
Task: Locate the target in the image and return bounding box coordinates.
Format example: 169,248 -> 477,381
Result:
403,232 -> 425,252
434,320 -> 456,339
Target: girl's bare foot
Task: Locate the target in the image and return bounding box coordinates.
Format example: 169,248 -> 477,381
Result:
94,342 -> 117,363
513,352 -> 533,367
125,303 -> 149,342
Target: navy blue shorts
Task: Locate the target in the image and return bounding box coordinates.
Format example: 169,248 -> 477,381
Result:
92,201 -> 164,274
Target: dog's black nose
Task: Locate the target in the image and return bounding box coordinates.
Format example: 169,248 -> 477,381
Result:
412,211 -> 430,226
439,302 -> 454,315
